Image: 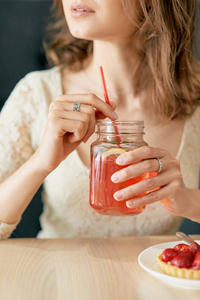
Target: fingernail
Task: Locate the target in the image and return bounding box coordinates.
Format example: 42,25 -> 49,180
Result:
111,173 -> 119,182
112,111 -> 118,119
116,155 -> 125,165
126,200 -> 135,208
114,191 -> 123,200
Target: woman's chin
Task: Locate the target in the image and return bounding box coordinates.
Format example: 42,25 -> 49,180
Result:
68,27 -> 101,41
71,34 -> 92,40
70,32 -> 95,41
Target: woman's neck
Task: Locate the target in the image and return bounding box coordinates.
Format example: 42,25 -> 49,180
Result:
83,39 -> 140,98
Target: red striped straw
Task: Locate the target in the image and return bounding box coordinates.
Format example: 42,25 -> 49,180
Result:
99,66 -> 121,146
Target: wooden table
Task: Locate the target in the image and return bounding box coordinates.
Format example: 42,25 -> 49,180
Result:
0,236 -> 200,300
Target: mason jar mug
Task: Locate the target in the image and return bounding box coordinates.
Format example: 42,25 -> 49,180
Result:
90,120 -> 149,216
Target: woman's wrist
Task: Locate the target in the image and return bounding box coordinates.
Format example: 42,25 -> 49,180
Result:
30,150 -> 55,177
0,154 -> 50,225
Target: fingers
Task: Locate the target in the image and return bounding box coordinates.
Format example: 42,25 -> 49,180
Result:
126,179 -> 185,211
109,101 -> 117,110
48,93 -> 118,144
126,185 -> 167,209
49,104 -> 95,143
113,169 -> 180,201
110,145 -> 184,211
49,99 -> 94,115
47,117 -> 88,142
113,146 -> 180,182
111,146 -> 178,184
49,113 -> 95,144
116,146 -> 167,166
54,94 -> 118,120
111,159 -> 161,183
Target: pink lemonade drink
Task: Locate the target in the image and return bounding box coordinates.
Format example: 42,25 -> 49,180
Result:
90,148 -> 149,215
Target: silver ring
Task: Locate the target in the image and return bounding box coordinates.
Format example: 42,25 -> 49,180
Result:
156,158 -> 163,173
73,102 -> 81,112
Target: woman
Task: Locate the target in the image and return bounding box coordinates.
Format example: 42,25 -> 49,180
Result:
0,0 -> 199,238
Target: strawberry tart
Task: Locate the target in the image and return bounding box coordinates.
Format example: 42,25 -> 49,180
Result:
157,241 -> 200,280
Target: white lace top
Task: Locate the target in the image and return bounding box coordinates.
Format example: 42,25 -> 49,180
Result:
0,67 -> 199,239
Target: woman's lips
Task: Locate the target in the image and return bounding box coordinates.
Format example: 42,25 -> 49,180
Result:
70,4 -> 95,17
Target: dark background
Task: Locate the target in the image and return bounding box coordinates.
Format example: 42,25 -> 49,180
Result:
0,0 -> 200,237
0,0 -> 53,237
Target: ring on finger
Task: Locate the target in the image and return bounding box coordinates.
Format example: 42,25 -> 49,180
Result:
156,158 -> 163,173
73,102 -> 81,112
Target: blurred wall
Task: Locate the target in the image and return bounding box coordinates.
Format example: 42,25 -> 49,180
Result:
0,0 -> 53,110
0,0 -> 53,237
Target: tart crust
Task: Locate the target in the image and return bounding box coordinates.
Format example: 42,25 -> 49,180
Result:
157,254 -> 200,280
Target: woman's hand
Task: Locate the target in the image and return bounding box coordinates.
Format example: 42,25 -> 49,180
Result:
34,93 -> 118,173
111,146 -> 191,218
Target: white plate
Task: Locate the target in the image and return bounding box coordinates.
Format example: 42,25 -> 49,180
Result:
138,240 -> 200,290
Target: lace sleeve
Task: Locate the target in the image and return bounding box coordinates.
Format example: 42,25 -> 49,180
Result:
0,75 -> 40,238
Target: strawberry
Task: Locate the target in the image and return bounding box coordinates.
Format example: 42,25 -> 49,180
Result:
174,243 -> 191,253
170,252 -> 193,269
161,248 -> 178,262
192,251 -> 200,270
189,242 -> 200,255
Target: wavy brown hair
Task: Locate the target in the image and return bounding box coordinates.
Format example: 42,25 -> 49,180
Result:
44,0 -> 200,121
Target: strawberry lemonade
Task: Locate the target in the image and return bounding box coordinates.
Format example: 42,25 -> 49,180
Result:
90,147 -> 149,215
